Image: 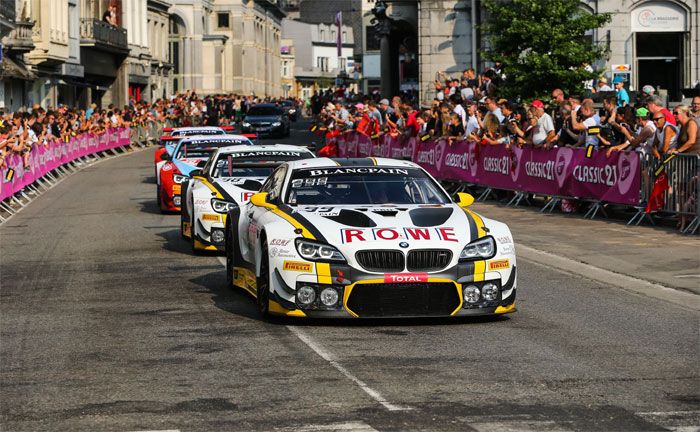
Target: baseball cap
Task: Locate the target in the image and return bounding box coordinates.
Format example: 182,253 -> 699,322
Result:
635,107 -> 650,118
355,103 -> 365,110
530,100 -> 544,109
642,85 -> 655,95
598,77 -> 608,83
612,76 -> 623,84
379,99 -> 390,106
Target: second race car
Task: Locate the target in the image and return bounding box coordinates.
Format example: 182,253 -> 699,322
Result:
181,144 -> 316,253
157,134 -> 253,212
225,157 -> 518,319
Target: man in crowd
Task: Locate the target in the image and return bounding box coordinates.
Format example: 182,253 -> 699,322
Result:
690,96 -> 700,118
529,100 -> 556,147
595,77 -> 612,92
646,95 -> 676,126
484,97 -> 504,122
571,99 -> 601,148
613,77 -> 629,107
672,105 -> 699,155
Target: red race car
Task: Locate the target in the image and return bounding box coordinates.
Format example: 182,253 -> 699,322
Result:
154,126 -> 235,178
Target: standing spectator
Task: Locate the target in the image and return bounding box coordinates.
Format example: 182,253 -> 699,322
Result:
451,95 -> 467,128
646,95 -> 676,126
551,89 -> 566,105
690,96 -> 700,118
569,95 -> 582,112
651,111 -> 678,158
672,105 -> 700,154
465,102 -> 480,138
555,103 -> 580,147
595,77 -> 612,92
571,99 -> 601,148
447,113 -> 465,145
608,107 -> 656,155
529,100 -> 556,147
613,77 -> 630,107
484,97 -> 504,122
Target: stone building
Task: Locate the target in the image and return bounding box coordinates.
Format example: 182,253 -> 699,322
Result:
147,0 -> 173,101
1,0 -> 37,110
169,0 -> 285,97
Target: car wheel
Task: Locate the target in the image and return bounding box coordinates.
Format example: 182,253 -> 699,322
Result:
180,184 -> 189,239
256,243 -> 270,318
190,212 -> 201,255
225,220 -> 235,288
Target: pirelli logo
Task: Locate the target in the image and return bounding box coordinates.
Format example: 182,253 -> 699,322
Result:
202,214 -> 219,222
172,184 -> 181,194
488,259 -> 510,270
283,260 -> 312,272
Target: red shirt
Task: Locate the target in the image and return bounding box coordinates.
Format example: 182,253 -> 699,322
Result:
661,108 -> 676,126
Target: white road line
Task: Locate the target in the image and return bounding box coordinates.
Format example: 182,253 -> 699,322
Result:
287,326 -> 412,412
517,244 -> 700,311
274,421 -> 379,431
215,255 -> 412,412
129,430 -> 180,432
675,274 -> 700,279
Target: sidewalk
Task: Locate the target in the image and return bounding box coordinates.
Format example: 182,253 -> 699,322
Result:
472,202 -> 700,295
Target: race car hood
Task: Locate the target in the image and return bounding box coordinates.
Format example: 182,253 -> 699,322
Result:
213,177 -> 267,203
173,157 -> 207,176
291,204 -> 481,252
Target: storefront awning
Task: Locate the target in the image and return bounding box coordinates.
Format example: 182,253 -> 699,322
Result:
0,56 -> 37,81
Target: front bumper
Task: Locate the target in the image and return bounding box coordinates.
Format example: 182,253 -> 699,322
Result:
192,215 -> 226,252
266,262 -> 517,319
160,184 -> 182,212
241,124 -> 285,136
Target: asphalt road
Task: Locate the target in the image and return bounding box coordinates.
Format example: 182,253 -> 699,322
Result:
1,122 -> 698,432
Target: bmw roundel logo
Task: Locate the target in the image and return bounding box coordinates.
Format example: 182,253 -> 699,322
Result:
399,242 -> 409,248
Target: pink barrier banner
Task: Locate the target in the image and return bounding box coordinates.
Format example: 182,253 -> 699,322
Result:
1,128 -> 131,201
336,132 -> 641,206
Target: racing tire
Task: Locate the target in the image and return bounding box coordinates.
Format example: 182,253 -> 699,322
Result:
179,183 -> 189,239
190,213 -> 201,256
225,220 -> 235,288
256,243 -> 271,318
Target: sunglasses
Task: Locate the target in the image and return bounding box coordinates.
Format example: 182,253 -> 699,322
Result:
653,117 -> 665,121
672,112 -> 680,115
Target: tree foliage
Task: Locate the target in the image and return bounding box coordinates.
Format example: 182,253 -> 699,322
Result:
482,0 -> 612,101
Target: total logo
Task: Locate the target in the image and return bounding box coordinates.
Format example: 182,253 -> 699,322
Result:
384,273 -> 428,283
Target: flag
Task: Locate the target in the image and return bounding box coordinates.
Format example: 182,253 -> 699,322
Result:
645,155 -> 675,213
334,11 -> 343,58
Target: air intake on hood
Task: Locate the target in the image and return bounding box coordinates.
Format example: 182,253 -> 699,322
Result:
323,209 -> 376,227
409,208 -> 453,227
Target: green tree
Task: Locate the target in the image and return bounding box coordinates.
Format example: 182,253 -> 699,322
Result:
481,0 -> 612,101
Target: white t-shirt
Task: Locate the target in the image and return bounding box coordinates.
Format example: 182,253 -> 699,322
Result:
582,114 -> 601,147
453,104 -> 467,128
466,115 -> 479,137
532,113 -> 554,145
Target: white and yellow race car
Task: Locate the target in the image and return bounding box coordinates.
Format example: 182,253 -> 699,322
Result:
224,157 -> 517,319
181,144 -> 315,253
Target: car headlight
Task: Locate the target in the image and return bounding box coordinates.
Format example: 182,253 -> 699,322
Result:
242,122 -> 251,128
272,121 -> 282,127
173,174 -> 188,184
295,239 -> 346,262
459,236 -> 496,261
211,198 -> 237,214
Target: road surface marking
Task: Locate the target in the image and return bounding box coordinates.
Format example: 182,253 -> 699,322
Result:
274,421 -> 378,431
287,326 -> 412,412
675,274 -> 700,279
216,256 -> 412,412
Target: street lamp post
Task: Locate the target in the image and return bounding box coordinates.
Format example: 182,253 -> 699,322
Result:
371,0 -> 394,98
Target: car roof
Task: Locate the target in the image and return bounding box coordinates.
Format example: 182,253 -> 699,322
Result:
172,126 -> 224,132
177,134 -> 252,143
250,104 -> 280,109
215,144 -> 314,155
285,157 -> 420,171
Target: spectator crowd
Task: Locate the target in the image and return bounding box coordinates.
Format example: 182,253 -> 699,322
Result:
312,68 -> 700,160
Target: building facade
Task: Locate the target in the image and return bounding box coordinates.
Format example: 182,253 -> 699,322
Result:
282,18 -> 354,100
1,0 -> 37,110
147,0 -> 173,101
169,0 -> 285,97
585,0 -> 698,102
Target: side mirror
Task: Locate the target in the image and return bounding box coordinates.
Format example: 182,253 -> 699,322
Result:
457,192 -> 475,207
161,153 -> 171,161
190,169 -> 204,178
250,192 -> 275,209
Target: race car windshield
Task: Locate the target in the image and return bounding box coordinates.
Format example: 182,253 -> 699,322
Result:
176,140 -> 249,158
212,151 -> 313,178
285,167 -> 450,205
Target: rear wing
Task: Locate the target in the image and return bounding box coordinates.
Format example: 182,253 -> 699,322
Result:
221,125 -> 235,132
160,135 -> 181,142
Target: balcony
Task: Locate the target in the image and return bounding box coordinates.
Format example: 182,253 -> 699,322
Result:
80,18 -> 128,53
1,20 -> 35,53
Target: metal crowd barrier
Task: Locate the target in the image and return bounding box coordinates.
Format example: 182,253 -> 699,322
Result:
661,154 -> 699,234
0,124 -> 163,223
